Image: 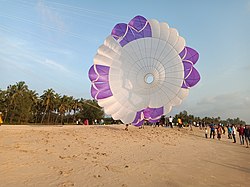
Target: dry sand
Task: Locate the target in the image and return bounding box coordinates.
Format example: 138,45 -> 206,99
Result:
0,125 -> 249,187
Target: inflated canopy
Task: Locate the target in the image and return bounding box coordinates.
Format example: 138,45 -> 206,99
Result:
89,15 -> 200,126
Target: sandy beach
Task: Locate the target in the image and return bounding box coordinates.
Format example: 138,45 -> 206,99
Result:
0,125 -> 249,187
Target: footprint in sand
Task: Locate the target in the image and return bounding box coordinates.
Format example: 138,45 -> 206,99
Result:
58,181 -> 74,187
59,169 -> 74,177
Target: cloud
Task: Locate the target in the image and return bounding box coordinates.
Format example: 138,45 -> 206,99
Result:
36,0 -> 66,32
191,91 -> 250,123
42,59 -> 68,72
0,36 -> 70,74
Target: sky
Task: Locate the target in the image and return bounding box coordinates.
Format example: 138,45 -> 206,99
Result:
0,0 -> 250,123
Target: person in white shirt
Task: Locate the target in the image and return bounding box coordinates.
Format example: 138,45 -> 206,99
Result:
169,116 -> 173,128
232,124 -> 237,143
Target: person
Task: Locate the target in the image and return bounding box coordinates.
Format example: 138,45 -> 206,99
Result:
227,125 -> 232,139
125,124 -> 129,131
244,125 -> 249,148
237,125 -> 245,145
84,119 -> 89,125
205,127 -> 208,138
209,122 -> 215,139
232,124 -> 237,143
168,116 -> 173,128
0,112 -> 3,126
160,115 -> 165,127
221,123 -> 226,134
217,124 -> 222,140
178,118 -> 182,128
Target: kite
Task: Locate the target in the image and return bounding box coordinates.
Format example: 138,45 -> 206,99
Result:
88,15 -> 200,126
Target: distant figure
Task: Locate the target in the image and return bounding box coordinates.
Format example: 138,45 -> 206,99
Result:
0,112 -> 3,126
232,125 -> 237,143
227,125 -> 232,139
237,125 -> 245,145
100,119 -> 104,125
217,125 -> 222,140
205,127 -> 208,138
125,124 -> 129,131
209,122 -> 215,139
168,116 -> 173,128
221,123 -> 225,134
244,125 -> 249,148
177,118 -> 182,128
160,115 -> 165,127
84,119 -> 89,125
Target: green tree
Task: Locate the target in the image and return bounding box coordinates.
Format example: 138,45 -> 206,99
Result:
40,88 -> 56,124
78,99 -> 104,124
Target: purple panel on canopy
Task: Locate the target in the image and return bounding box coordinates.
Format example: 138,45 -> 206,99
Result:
111,23 -> 127,39
134,120 -> 144,127
119,27 -> 135,47
91,85 -> 98,99
129,15 -> 147,31
97,88 -> 113,99
143,107 -> 163,119
111,15 -> 152,47
88,65 -> 110,82
95,65 -> 109,82
88,65 -> 98,82
179,46 -> 200,89
93,82 -> 110,91
180,47 -> 199,65
89,64 -> 113,100
184,67 -> 200,87
183,62 -> 193,79
132,110 -> 143,123
95,65 -> 109,75
132,106 -> 163,126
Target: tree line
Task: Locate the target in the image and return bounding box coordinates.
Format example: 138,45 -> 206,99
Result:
0,81 -> 246,125
0,81 -> 104,124
173,110 -> 246,126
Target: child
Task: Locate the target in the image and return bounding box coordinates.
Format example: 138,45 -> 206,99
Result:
205,127 -> 208,138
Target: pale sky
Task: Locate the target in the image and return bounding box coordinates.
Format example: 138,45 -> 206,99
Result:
0,0 -> 250,123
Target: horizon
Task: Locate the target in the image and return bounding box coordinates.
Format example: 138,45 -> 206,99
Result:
1,0 -> 250,123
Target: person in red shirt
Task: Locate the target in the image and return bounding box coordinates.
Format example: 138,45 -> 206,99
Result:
237,125 -> 245,145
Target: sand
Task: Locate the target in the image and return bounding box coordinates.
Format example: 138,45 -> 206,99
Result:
0,125 -> 249,187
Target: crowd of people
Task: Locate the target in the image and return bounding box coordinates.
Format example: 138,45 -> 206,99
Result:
124,115 -> 250,149
206,123 -> 250,148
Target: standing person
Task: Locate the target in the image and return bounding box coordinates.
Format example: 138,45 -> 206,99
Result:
0,112 -> 3,126
209,122 -> 215,139
178,118 -> 182,128
221,123 -> 226,134
227,125 -> 232,139
217,125 -> 222,140
232,124 -> 237,143
237,125 -> 245,145
244,125 -> 249,148
205,127 -> 208,138
169,116 -> 173,128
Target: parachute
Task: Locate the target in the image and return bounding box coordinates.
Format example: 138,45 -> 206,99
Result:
88,15 -> 200,126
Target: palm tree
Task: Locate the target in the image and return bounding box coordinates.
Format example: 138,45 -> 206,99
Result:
72,98 -> 80,123
7,81 -> 29,123
53,93 -> 61,124
58,95 -> 69,124
28,90 -> 39,123
40,88 -> 56,124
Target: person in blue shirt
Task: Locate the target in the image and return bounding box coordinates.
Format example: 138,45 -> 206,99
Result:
210,122 -> 215,139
